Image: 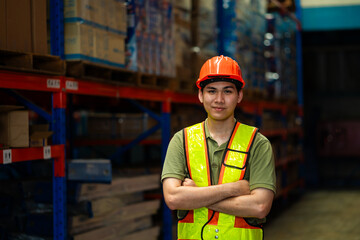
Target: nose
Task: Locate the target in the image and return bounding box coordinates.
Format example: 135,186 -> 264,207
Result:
215,92 -> 224,103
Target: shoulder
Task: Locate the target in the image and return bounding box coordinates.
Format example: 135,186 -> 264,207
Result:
249,131 -> 273,157
238,122 -> 271,147
253,131 -> 270,145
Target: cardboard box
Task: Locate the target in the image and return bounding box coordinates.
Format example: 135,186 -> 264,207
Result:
65,22 -> 95,60
5,0 -> 32,52
31,0 -> 47,54
94,28 -> 109,61
0,106 -> 29,148
108,32 -> 125,65
64,0 -> 92,23
92,0 -> 107,27
29,124 -> 53,147
0,0 -> 47,53
107,0 -> 127,33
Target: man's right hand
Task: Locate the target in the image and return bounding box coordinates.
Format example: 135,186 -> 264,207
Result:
182,178 -> 197,187
230,180 -> 250,197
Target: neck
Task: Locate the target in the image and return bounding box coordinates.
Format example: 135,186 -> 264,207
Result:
206,117 -> 236,145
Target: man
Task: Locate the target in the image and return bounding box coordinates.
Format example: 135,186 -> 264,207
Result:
162,55 -> 276,240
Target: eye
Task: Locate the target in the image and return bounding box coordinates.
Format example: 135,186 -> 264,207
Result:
224,89 -> 233,94
207,90 -> 216,94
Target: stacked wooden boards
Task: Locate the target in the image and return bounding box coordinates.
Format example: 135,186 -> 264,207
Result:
69,174 -> 161,240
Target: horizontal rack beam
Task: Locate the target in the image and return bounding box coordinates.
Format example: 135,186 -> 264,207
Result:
0,145 -> 64,164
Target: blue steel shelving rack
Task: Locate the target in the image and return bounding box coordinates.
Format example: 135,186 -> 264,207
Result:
0,72 -> 199,240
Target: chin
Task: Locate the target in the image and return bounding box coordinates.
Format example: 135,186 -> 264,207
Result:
209,114 -> 232,122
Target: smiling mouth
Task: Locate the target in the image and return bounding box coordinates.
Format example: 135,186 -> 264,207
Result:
213,107 -> 225,111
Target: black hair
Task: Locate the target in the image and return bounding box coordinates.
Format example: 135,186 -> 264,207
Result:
200,78 -> 243,92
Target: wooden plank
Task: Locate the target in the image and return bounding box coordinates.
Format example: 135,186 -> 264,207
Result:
72,216 -> 153,240
136,73 -> 178,90
89,193 -> 143,218
66,60 -> 136,86
66,60 -> 111,81
77,174 -> 160,201
69,199 -> 160,234
32,54 -> 65,75
0,50 -> 32,70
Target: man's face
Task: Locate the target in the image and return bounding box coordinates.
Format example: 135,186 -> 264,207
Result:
198,81 -> 243,122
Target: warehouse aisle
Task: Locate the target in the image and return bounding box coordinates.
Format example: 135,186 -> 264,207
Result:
264,190 -> 360,240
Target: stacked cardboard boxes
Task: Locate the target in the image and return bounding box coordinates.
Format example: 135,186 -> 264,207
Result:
64,0 -> 127,68
220,0 -> 268,96
126,0 -> 175,77
0,0 -> 47,54
197,0 -> 217,61
174,0 -> 192,81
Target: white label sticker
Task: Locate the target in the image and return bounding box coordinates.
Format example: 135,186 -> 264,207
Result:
43,146 -> 51,159
66,80 -> 79,91
3,150 -> 12,164
47,79 -> 61,89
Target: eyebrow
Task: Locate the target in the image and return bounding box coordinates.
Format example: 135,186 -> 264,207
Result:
206,85 -> 235,90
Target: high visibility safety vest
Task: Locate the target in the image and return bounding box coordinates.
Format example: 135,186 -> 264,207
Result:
178,121 -> 263,240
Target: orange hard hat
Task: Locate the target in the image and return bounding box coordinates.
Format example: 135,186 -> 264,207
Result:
196,55 -> 245,89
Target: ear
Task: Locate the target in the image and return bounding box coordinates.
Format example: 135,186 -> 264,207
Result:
198,89 -> 204,103
238,90 -> 243,103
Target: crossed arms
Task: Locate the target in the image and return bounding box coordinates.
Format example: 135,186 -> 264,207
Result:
163,177 -> 274,219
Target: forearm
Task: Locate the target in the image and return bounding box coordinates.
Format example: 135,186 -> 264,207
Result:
207,188 -> 274,219
166,184 -> 234,210
163,178 -> 250,210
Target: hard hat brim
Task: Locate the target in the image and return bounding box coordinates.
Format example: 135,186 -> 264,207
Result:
196,76 -> 245,89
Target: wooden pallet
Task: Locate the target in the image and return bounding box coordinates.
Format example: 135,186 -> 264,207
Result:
66,60 -> 137,86
136,73 -> 178,91
0,49 -> 65,75
176,79 -> 197,94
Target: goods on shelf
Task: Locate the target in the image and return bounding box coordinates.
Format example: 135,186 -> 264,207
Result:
126,0 -> 175,77
64,0 -> 127,68
174,0 -> 192,81
0,0 -> 47,54
73,111 -> 160,140
264,13 -> 297,101
29,124 -> 53,147
170,104 -> 206,134
0,105 -> 29,148
197,0 -> 217,61
220,0 -> 268,98
67,159 -> 112,183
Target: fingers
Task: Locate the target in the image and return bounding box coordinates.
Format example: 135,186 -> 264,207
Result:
182,178 -> 197,187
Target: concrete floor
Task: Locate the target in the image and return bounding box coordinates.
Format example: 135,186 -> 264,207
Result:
263,190 -> 360,240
